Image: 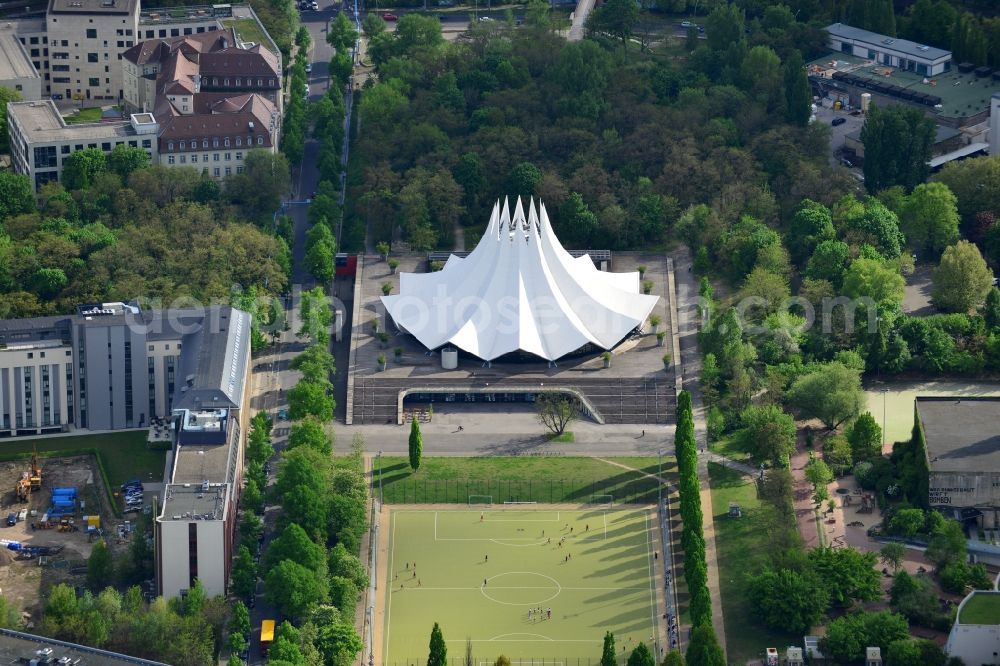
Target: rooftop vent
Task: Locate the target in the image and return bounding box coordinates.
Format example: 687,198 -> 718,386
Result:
882,38 -> 895,45
917,45 -> 930,51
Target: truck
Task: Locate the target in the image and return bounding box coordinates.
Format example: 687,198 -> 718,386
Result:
260,619 -> 275,657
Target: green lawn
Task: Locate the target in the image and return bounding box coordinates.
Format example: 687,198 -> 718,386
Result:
382,507 -> 659,663
375,456 -> 675,505
708,463 -> 796,664
959,593 -> 1000,624
865,381 -> 1000,446
223,18 -> 267,48
708,434 -> 750,463
63,107 -> 104,124
0,430 -> 165,488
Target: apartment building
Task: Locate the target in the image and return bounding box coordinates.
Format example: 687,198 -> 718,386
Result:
6,99 -> 159,189
46,0 -> 141,102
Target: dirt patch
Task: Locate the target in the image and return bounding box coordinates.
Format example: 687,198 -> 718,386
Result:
0,454 -> 129,621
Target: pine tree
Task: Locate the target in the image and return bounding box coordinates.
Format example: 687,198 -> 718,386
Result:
601,631 -> 617,666
627,643 -> 655,666
409,417 -> 423,471
428,622 -> 447,666
686,626 -> 725,666
783,50 -> 811,127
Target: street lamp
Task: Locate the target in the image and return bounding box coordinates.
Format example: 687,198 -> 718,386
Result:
376,450 -> 384,505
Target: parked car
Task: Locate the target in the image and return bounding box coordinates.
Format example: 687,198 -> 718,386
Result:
831,117 -> 847,126
305,63 -> 312,73
277,408 -> 288,420
680,20 -> 692,27
52,94 -> 63,100
6,512 -> 16,527
382,12 -> 398,20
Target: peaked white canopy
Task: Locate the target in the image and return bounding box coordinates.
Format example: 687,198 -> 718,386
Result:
381,198 -> 659,362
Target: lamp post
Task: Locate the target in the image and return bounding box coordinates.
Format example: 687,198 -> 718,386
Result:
377,450 -> 384,505
881,388 -> 889,449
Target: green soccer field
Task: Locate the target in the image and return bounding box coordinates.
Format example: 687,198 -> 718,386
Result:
381,507 -> 662,666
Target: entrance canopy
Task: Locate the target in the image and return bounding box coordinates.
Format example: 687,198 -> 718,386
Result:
381,197 -> 659,362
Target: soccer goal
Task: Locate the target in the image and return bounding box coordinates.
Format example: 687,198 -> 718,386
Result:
589,494 -> 614,507
468,495 -> 493,506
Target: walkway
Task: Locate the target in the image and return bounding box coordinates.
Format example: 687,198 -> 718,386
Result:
671,248 -> 727,656
567,0 -> 595,41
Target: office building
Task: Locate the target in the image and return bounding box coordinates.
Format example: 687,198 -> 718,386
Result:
945,591 -> 1000,665
0,26 -> 42,100
0,628 -> 169,666
155,305 -> 250,599
6,99 -> 158,189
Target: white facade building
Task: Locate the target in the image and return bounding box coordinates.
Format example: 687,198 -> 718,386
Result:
826,23 -> 952,76
946,590 -> 1000,665
382,198 -> 659,362
0,28 -> 42,101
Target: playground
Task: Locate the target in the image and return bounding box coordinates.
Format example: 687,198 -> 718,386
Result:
378,506 -> 664,666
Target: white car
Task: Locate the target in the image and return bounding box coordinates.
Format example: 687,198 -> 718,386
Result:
680,20 -> 692,27
305,63 -> 312,73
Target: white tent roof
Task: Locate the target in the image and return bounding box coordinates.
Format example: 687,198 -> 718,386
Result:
381,198 -> 659,362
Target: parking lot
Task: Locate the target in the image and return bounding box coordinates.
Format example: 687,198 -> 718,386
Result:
813,102 -> 866,171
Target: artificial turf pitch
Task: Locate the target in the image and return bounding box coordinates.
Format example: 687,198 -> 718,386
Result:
380,507 -> 661,665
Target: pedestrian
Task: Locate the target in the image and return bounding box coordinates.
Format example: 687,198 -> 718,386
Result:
654,551 -> 658,560
570,527 -> 573,533
641,429 -> 645,437
528,609 -> 532,621
418,579 -> 421,586
483,578 -> 487,587
405,562 -> 409,569
458,425 -> 464,431
481,513 -> 484,522
413,571 -> 416,578
547,608 -> 551,619
485,554 -> 488,562
585,524 -> 589,531
547,537 -> 551,544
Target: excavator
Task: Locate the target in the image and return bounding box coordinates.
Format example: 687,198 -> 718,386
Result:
28,445 -> 41,491
14,474 -> 30,503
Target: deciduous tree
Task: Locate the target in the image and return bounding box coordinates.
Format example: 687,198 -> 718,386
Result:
748,567 -> 829,634
536,394 -> 580,436
847,412 -> 883,462
787,362 -> 865,429
932,240 -> 994,313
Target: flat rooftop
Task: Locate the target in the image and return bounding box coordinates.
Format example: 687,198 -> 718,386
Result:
48,0 -> 138,15
918,397 -> 1000,473
0,32 -> 38,81
160,481 -> 227,521
809,52 -> 997,120
0,628 -> 168,665
959,592 -> 1000,625
172,439 -> 232,484
826,22 -> 951,62
8,100 -> 136,142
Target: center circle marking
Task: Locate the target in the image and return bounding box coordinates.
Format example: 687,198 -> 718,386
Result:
480,572 -> 562,606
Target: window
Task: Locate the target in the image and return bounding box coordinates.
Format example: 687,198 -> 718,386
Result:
237,166 -> 243,174
129,140 -> 136,147
61,145 -> 70,154
191,154 -> 198,163
224,138 -> 230,147
257,136 -> 264,145
117,41 -> 124,48
269,78 -> 274,86
89,77 -> 99,86
236,137 -> 241,147
213,167 -> 220,176
87,53 -> 98,63
179,155 -> 186,163
126,28 -> 132,36
225,166 -> 231,176
142,139 -> 151,148
224,152 -> 231,160
212,138 -> 219,148
101,142 -> 110,151
257,79 -> 262,86
29,36 -> 38,44
236,78 -> 241,86
179,140 -> 185,150
213,153 -> 219,161
30,48 -> 39,57
168,141 -> 174,151
86,28 -> 96,38
236,151 -> 242,160
224,78 -> 229,86
202,139 -> 208,148
168,156 -> 175,164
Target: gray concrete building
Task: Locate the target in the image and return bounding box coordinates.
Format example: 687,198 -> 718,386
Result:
921,396 -> 1000,528
0,26 -> 42,100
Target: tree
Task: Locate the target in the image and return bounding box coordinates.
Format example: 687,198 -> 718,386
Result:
316,621 -> 363,666
820,610 -> 909,664
428,622 -> 447,666
536,393 -> 580,436
266,559 -> 327,621
586,0 -> 639,48
806,240 -> 851,286
62,148 -> 107,190
288,417 -> 334,456
626,643 -> 654,666
808,547 -> 881,606
805,459 -> 833,489
843,258 -> 906,307
0,85 -> 22,152
231,544 -> 257,601
362,12 -> 385,38
267,523 -> 326,572
299,287 -> 333,345
885,639 -> 949,666
329,543 -> 368,590
409,417 -> 422,471
984,288 -> 1000,330
889,508 -> 925,537
734,404 -> 796,465
932,240 -> 994,313
107,144 -> 151,180
685,625 -> 725,666
226,151 -> 291,225
288,380 -> 335,421
661,652 -> 685,666
86,540 -> 114,592
290,344 -> 336,383
861,103 -> 935,193
879,542 -> 906,573
783,50 -> 811,126
925,518 -> 967,569
305,223 -> 337,283
507,162 -> 543,197
901,182 -> 960,257
788,200 -> 835,266
0,172 -> 35,222
847,413 -> 883,462
495,657 -> 511,666
788,362 -> 865,430
748,567 -> 829,634
601,631 -> 616,666
242,477 -> 263,514
327,12 -> 358,51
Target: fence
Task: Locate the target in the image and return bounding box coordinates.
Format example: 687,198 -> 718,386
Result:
376,477 -> 660,505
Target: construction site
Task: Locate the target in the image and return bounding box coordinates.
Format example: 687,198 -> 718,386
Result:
0,450 -> 134,619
